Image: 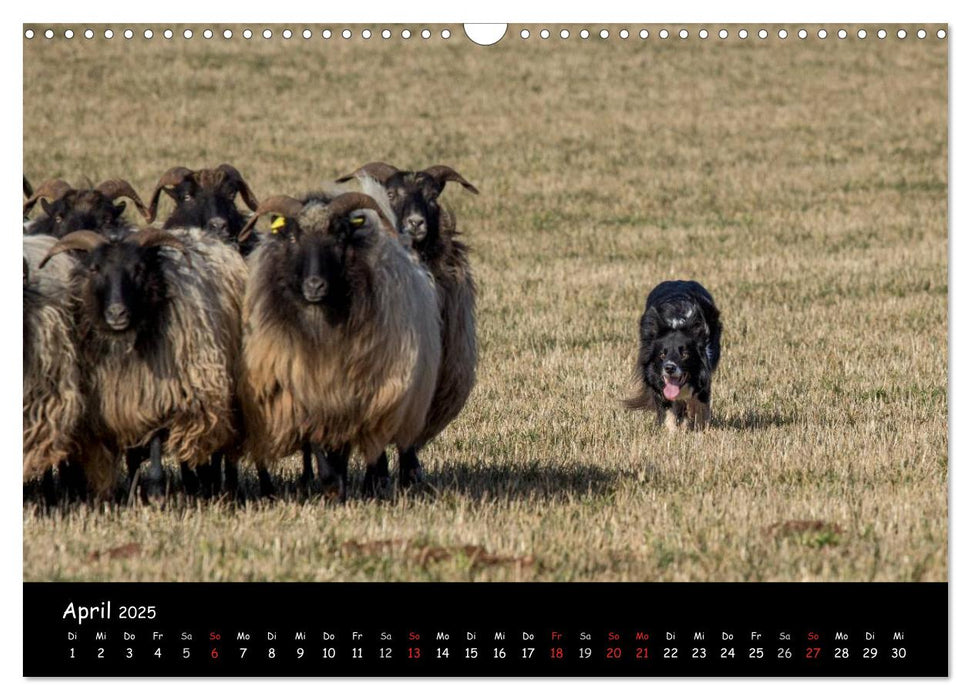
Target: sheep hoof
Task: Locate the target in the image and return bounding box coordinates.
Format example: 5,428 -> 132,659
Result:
141,475 -> 168,504
257,466 -> 276,500
398,448 -> 425,490
362,475 -> 391,500
180,464 -> 201,495
321,477 -> 347,503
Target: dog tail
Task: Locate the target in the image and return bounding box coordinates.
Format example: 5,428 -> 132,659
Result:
622,382 -> 656,412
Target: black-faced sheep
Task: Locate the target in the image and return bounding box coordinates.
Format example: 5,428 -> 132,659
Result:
237,192 -> 441,500
146,164 -> 260,256
40,228 -> 243,499
23,235 -> 85,499
142,166 -> 255,497
337,163 -> 479,486
24,179 -> 150,237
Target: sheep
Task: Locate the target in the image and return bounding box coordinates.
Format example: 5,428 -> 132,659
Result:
237,191 -> 442,500
139,165 -> 255,496
23,234 -> 85,500
39,227 -> 244,500
145,163 -> 260,256
337,163 -> 479,487
23,178 -> 150,237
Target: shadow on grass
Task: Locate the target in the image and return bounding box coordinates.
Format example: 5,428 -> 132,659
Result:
23,460 -> 624,511
426,461 -> 622,502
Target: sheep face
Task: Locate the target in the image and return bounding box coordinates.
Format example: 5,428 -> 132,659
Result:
163,172 -> 249,240
39,191 -> 128,238
262,206 -> 379,326
148,165 -> 259,254
25,179 -> 149,238
40,229 -> 187,339
384,172 -> 447,244
337,164 -> 478,260
80,241 -> 169,335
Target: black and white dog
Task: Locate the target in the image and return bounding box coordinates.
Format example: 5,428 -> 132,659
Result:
625,280 -> 722,430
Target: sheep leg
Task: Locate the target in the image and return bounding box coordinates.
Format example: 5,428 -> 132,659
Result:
299,443 -> 315,490
197,453 -> 221,498
125,446 -> 147,482
398,447 -> 424,488
256,462 -> 276,499
60,458 -> 88,502
362,451 -> 391,500
40,467 -> 57,506
312,445 -> 348,502
222,456 -> 239,497
142,433 -> 166,500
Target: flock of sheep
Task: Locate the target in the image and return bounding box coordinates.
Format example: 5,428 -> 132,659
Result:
22,162 -> 480,503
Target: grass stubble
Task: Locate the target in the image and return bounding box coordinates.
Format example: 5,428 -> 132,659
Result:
22,25 -> 946,582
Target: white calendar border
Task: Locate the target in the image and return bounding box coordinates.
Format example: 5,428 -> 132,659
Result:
4,0 -> 965,697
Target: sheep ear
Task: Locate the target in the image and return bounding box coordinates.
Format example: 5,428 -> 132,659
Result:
238,195 -> 305,242
217,163 -> 260,212
40,199 -> 55,218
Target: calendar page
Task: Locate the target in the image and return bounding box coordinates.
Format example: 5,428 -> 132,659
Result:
21,21 -> 948,677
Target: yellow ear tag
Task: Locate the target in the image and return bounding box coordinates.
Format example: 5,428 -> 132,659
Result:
270,216 -> 286,233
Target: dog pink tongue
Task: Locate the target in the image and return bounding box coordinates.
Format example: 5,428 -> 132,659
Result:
663,380 -> 681,401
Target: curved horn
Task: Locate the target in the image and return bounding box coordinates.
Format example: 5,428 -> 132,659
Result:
96,179 -> 151,221
126,227 -> 189,257
422,165 -> 480,195
38,230 -> 108,268
327,192 -> 395,233
23,179 -> 73,215
23,176 -> 33,199
216,163 -> 260,212
335,161 -> 401,184
146,166 -> 194,223
238,195 -> 305,242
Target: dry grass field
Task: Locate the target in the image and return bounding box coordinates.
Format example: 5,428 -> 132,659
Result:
22,24 -> 947,582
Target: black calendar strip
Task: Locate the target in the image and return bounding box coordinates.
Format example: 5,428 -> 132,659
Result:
23,582 -> 946,677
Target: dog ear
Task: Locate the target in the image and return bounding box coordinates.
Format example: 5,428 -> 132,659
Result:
639,306 -> 663,344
